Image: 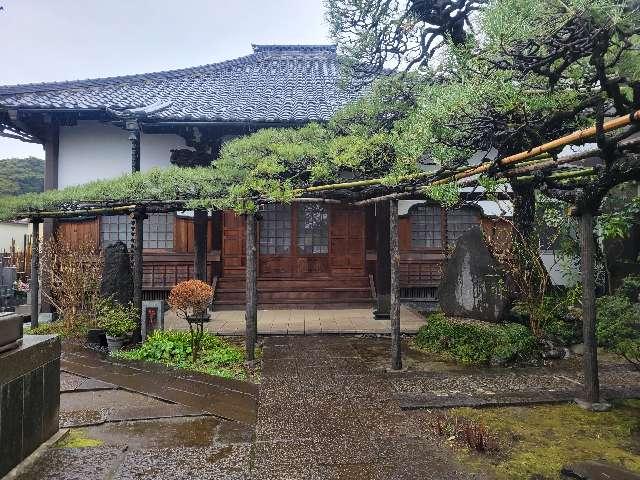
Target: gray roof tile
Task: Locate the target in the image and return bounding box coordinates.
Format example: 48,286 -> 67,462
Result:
0,45 -> 362,123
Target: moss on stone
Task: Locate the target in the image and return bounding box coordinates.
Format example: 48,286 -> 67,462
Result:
56,429 -> 104,448
449,400 -> 640,479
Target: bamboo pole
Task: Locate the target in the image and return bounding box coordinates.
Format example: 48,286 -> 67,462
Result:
432,110 -> 640,187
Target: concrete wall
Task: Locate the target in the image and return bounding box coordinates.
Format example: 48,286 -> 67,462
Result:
58,121 -> 185,187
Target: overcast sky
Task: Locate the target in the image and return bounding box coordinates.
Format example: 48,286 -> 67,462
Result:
0,0 -> 330,159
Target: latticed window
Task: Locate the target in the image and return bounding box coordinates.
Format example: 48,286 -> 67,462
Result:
446,208 -> 480,244
143,213 -> 174,250
100,215 -> 132,247
410,205 -> 442,248
297,204 -> 328,254
259,204 -> 291,254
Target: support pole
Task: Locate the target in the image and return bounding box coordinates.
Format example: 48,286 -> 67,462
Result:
374,200 -> 391,319
193,209 -> 208,282
390,199 -> 402,371
30,219 -> 41,329
580,210 -> 600,404
132,210 -> 146,343
245,214 -> 258,361
128,125 -> 141,173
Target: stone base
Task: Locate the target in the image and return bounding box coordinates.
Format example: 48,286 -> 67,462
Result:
574,397 -> 612,412
0,335 -> 61,477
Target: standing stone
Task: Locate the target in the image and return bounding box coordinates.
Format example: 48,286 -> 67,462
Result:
438,227 -> 508,323
100,241 -> 133,306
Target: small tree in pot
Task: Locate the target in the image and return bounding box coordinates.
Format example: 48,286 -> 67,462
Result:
97,298 -> 138,352
168,280 -> 213,362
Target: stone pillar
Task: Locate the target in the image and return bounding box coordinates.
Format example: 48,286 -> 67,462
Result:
390,199 -> 402,371
30,219 -> 41,329
193,209 -> 208,282
580,210 -> 600,404
245,214 -> 257,361
374,200 -> 391,319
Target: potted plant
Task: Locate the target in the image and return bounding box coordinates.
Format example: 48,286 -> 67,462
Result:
97,299 -> 138,352
168,280 -> 213,361
13,279 -> 29,304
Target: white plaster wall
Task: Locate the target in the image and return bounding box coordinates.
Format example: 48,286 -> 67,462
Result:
140,132 -> 185,171
58,121 -> 185,187
0,222 -> 30,251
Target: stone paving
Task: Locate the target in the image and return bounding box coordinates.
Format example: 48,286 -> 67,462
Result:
12,336 -> 640,479
253,336 -> 486,479
164,306 -> 427,335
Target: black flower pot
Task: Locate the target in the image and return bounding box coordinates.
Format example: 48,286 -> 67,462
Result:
87,328 -> 107,347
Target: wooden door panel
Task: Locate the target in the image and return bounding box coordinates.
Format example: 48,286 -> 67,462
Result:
222,211 -> 245,276
330,207 -> 365,275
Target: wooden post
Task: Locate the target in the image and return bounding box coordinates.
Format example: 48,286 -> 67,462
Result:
390,199 -> 402,370
128,125 -> 140,173
245,214 -> 258,361
580,210 -> 600,404
374,200 -> 391,319
30,219 -> 41,329
193,209 -> 208,282
132,210 -> 146,343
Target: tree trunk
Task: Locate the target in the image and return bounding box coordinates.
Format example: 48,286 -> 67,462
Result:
511,182 -> 537,241
374,200 -> 391,319
390,199 -> 402,371
30,219 -> 41,329
580,210 -> 600,404
193,209 -> 208,282
132,211 -> 145,344
245,214 -> 258,361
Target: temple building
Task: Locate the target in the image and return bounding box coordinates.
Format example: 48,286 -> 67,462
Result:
0,44 -> 499,311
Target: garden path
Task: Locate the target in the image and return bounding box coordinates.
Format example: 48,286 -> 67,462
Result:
164,306 -> 427,335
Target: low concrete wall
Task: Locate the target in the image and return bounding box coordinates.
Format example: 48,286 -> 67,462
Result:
0,334 -> 60,477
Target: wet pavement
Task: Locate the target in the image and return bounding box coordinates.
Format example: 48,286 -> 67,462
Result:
61,343 -> 257,424
253,336 -> 486,479
13,336 -> 640,479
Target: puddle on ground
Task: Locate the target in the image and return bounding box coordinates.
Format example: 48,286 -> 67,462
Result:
78,416 -> 229,450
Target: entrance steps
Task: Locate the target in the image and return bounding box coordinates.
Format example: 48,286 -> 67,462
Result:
213,276 -> 375,310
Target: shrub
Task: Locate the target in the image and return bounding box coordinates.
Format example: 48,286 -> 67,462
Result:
97,298 -> 138,338
596,294 -> 640,370
40,238 -> 103,330
168,280 -> 213,318
619,274 -> 640,303
114,330 -> 247,379
414,312 -> 537,365
168,280 -> 214,361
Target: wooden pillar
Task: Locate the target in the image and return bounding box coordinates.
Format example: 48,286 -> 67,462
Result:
580,210 -> 600,404
374,200 -> 391,319
390,199 -> 402,370
245,214 -> 258,361
41,125 -> 59,314
131,210 -> 146,343
128,125 -> 140,173
30,219 -> 41,329
193,209 -> 208,282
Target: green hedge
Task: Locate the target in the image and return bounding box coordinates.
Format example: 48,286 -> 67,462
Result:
414,313 -> 538,365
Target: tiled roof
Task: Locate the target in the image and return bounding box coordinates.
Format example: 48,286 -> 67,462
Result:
0,45 -> 363,123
